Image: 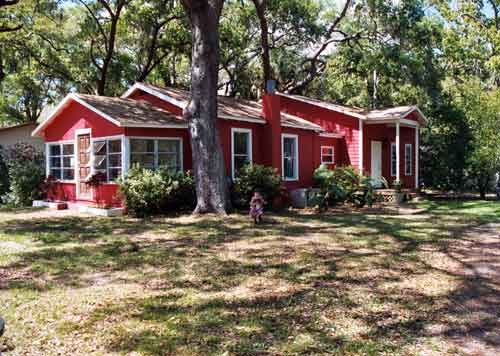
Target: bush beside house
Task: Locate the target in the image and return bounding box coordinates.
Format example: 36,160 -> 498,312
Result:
231,164 -> 282,209
0,143 -> 45,207
312,165 -> 379,209
117,167 -> 196,217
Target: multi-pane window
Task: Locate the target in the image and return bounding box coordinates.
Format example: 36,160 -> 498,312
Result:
93,139 -> 122,182
282,134 -> 298,181
130,138 -> 182,172
405,144 -> 412,176
130,139 -> 155,170
48,143 -> 75,181
158,139 -> 182,171
321,146 -> 335,164
231,129 -> 252,178
391,143 -> 397,177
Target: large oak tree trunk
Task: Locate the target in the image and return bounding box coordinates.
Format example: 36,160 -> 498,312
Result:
182,0 -> 229,214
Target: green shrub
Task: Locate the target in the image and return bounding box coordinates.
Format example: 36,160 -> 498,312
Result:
232,164 -> 282,208
312,164 -> 380,209
117,166 -> 196,217
1,143 -> 45,207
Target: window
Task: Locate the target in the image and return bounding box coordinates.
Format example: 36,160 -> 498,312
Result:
130,138 -> 182,172
390,143 -> 397,177
48,143 -> 75,181
321,146 -> 335,164
92,138 -> 122,182
282,134 -> 298,181
405,144 -> 412,176
231,128 -> 252,179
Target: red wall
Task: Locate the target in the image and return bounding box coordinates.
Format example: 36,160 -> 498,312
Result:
279,96 -> 361,168
44,100 -> 124,142
363,124 -> 416,188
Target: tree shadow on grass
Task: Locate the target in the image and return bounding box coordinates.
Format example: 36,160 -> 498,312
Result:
1,203 -> 500,354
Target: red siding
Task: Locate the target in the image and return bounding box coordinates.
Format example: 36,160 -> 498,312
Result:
279,96 -> 361,168
44,100 -> 124,142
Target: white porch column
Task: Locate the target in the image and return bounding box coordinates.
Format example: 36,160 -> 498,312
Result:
415,126 -> 419,189
396,122 -> 400,182
122,136 -> 130,175
358,118 -> 363,173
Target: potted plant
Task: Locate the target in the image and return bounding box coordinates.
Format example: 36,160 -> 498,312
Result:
392,180 -> 405,204
86,172 -> 107,208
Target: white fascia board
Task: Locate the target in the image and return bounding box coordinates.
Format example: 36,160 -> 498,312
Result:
281,123 -> 324,132
319,132 -> 344,139
122,83 -> 187,109
219,114 -> 266,124
402,106 -> 428,125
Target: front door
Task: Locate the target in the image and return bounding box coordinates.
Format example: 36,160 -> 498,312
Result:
77,134 -> 92,200
371,141 -> 382,187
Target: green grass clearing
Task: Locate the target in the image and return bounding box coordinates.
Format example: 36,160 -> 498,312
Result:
0,200 -> 499,355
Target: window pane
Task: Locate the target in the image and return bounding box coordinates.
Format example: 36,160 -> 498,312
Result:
94,155 -> 107,170
284,157 -> 295,178
322,147 -> 333,155
391,144 -> 397,175
131,153 -> 155,169
63,144 -> 74,155
50,169 -> 61,179
109,140 -> 122,153
93,141 -> 107,155
108,154 -> 122,167
62,157 -> 74,168
131,139 -> 154,153
158,153 -> 178,169
50,145 -> 61,156
234,132 -> 249,155
63,169 -> 74,180
109,168 -> 122,181
50,156 -> 61,168
284,137 -> 295,157
234,156 -> 249,173
158,140 -> 179,153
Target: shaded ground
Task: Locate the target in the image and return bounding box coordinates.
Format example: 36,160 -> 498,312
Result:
0,200 -> 499,355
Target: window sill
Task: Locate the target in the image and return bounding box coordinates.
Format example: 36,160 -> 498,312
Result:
283,178 -> 299,182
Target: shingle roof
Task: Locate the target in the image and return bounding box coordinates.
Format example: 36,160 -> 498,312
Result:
278,93 -> 428,124
126,83 -> 324,131
75,94 -> 186,127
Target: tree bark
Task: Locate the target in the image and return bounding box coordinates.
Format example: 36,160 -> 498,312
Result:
181,0 -> 229,214
251,0 -> 272,90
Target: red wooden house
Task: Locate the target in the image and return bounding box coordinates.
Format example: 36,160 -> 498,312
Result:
32,82 -> 427,207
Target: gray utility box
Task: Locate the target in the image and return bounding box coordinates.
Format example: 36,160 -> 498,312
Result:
290,188 -> 320,208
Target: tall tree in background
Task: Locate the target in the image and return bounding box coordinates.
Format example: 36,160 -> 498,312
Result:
181,0 -> 229,214
78,0 -> 130,95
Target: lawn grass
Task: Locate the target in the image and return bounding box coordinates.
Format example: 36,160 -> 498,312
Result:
0,200 -> 499,355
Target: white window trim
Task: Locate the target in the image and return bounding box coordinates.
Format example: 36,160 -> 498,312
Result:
231,128 -> 252,180
90,136 -> 124,184
46,141 -> 76,183
405,143 -> 412,176
321,145 -> 335,164
390,142 -> 397,177
128,136 -> 184,172
282,133 -> 299,181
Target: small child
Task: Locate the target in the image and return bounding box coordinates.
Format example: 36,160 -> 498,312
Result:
250,191 -> 266,224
